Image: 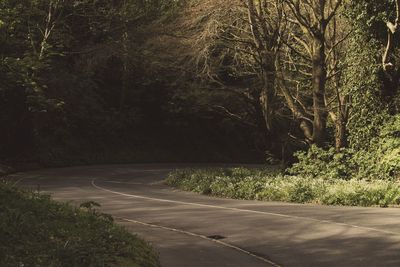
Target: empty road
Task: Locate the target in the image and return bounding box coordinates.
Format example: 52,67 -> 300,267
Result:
8,164 -> 400,267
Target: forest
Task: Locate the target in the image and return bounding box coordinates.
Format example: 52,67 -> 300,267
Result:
2,1 -> 400,265
1,0 -> 399,180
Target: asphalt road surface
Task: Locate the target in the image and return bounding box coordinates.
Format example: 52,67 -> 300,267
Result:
8,164 -> 400,267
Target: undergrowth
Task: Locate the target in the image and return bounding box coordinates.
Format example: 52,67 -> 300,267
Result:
166,167 -> 400,207
0,181 -> 160,267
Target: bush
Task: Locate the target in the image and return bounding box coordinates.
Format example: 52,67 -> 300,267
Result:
288,145 -> 355,180
289,115 -> 400,181
166,168 -> 400,207
0,182 -> 160,267
376,115 -> 400,179
319,180 -> 400,207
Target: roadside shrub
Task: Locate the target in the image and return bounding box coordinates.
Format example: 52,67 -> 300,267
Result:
286,177 -> 318,203
209,175 -> 237,197
0,182 -> 160,267
167,169 -> 224,194
256,177 -> 289,201
166,168 -> 400,207
319,180 -> 400,207
289,115 -> 400,181
288,145 -> 355,180
234,176 -> 266,199
377,115 -> 400,179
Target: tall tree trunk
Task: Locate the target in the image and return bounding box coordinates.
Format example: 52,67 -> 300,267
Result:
383,0 -> 400,72
284,0 -> 344,146
335,117 -> 347,152
275,55 -> 314,142
259,86 -> 272,131
311,36 -> 327,146
260,55 -> 276,131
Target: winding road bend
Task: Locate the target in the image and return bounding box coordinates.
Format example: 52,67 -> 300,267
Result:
8,164 -> 400,267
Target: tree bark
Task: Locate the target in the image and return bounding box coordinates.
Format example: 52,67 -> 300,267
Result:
334,118 -> 347,152
311,35 -> 327,146
259,86 -> 273,131
259,52 -> 277,131
383,0 -> 400,71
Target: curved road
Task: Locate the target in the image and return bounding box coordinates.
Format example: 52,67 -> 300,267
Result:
8,164 -> 400,267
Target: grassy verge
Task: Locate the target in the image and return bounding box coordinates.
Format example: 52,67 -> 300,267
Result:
165,167 -> 400,207
0,181 -> 160,267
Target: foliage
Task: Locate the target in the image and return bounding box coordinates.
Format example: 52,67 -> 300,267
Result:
289,114 -> 400,181
284,0 -> 400,182
0,0 -> 261,165
341,32 -> 386,150
375,115 -> 400,179
288,145 -> 355,180
166,167 -> 400,207
1,0 -> 400,179
288,0 -> 398,182
0,181 -> 160,267
346,0 -> 394,40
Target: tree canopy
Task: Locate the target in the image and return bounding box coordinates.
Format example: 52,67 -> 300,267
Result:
1,0 -> 399,178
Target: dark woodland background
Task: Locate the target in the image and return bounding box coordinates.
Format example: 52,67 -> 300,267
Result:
1,0 -> 399,179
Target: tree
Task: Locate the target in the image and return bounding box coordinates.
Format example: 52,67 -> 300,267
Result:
282,0 -> 344,146
383,0 -> 400,72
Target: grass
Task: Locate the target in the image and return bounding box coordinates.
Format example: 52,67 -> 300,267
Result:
165,167 -> 400,207
0,181 -> 160,267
